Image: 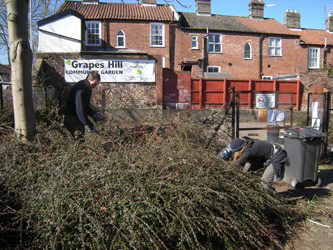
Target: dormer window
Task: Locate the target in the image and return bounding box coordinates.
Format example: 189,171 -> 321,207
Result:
116,30 -> 126,48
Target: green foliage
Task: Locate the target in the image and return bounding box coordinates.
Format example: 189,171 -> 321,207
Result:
0,110 -> 305,249
322,66 -> 333,76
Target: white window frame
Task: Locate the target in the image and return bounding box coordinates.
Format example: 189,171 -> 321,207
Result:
207,33 -> 222,53
308,47 -> 320,69
262,76 -> 273,80
149,23 -> 165,47
116,29 -> 126,48
207,66 -> 221,73
85,21 -> 101,46
268,37 -> 282,56
191,35 -> 198,49
244,42 -> 252,59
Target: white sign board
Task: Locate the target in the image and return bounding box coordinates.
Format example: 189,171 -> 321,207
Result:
256,94 -> 275,108
64,59 -> 155,83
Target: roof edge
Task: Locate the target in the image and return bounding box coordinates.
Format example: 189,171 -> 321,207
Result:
37,9 -> 84,27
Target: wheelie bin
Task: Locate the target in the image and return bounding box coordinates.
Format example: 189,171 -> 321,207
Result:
267,125 -> 283,144
281,127 -> 326,188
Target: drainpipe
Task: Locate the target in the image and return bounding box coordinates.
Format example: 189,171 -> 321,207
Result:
202,27 -> 209,76
322,36 -> 327,68
259,35 -> 264,79
169,11 -> 174,69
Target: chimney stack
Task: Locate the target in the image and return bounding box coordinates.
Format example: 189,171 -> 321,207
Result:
196,0 -> 211,16
326,13 -> 333,32
249,0 -> 265,19
141,0 -> 156,5
284,9 -> 301,29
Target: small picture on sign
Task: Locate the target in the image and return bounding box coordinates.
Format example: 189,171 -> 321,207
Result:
256,94 -> 275,108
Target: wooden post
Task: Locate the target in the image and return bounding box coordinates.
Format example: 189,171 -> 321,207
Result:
199,78 -> 203,109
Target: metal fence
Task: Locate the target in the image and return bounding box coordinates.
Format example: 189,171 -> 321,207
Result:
0,83 -> 57,112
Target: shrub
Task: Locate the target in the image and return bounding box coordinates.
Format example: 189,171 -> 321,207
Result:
0,111 -> 305,249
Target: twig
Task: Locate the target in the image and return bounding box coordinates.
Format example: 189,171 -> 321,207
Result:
308,219 -> 331,228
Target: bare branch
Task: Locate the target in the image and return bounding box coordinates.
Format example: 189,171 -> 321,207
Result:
164,0 -> 191,8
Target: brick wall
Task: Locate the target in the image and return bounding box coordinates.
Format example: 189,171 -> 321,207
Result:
299,70 -> 333,109
93,83 -> 156,109
106,20 -> 171,68
173,29 -> 304,79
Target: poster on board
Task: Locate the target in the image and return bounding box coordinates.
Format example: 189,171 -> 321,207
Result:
64,59 -> 155,83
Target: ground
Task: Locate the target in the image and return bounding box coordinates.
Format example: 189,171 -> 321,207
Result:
276,164 -> 333,250
236,122 -> 333,249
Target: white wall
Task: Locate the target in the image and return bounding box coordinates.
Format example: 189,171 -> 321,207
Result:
38,15 -> 82,53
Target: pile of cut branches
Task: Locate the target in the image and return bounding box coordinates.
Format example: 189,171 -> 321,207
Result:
0,111 -> 305,249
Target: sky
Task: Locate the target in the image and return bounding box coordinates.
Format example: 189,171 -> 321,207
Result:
1,0 -> 333,65
119,0 -> 333,30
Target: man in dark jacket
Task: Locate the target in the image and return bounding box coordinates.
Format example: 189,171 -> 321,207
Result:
64,71 -> 102,139
230,137 -> 288,194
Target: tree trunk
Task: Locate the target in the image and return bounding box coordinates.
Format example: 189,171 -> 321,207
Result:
5,0 -> 36,141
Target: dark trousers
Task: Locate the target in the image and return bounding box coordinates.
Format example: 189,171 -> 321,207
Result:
64,115 -> 85,140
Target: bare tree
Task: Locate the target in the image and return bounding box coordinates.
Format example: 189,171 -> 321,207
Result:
0,0 -> 64,65
0,0 -> 9,65
5,0 -> 36,141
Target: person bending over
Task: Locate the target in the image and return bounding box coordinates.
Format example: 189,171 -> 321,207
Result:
230,137 -> 288,194
64,71 -> 102,139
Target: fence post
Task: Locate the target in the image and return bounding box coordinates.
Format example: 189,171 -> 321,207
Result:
273,79 -> 277,91
199,78 -> 203,109
248,80 -> 252,108
223,79 -> 227,105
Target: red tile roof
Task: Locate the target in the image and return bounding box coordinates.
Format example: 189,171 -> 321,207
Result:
57,1 -> 333,46
292,29 -> 333,46
58,2 -> 176,21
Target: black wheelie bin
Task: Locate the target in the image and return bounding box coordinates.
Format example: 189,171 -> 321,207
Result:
281,127 -> 326,188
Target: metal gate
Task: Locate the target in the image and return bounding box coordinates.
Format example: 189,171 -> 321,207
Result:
306,92 -> 331,162
233,90 -> 294,140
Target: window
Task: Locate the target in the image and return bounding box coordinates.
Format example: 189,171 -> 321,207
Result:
308,47 -> 320,69
116,30 -> 125,48
244,43 -> 252,59
268,37 -> 282,56
150,23 -> 164,47
207,34 -> 222,53
191,35 -> 198,49
207,66 -> 220,73
85,21 -> 101,46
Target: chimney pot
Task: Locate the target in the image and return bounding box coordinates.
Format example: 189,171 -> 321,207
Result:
141,0 -> 156,5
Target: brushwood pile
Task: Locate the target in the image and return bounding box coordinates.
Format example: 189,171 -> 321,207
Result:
0,110 -> 305,249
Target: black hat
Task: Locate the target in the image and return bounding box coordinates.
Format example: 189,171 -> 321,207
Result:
230,138 -> 245,152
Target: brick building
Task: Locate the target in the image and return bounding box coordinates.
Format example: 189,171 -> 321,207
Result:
36,0 -> 333,109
